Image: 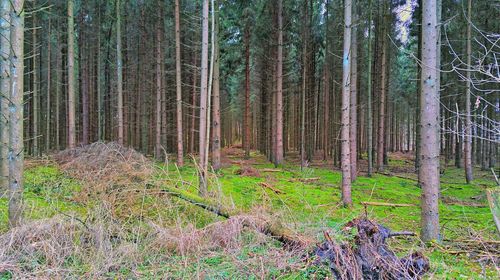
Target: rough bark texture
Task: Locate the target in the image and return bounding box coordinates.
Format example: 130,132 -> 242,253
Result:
32,15 -> 39,156
67,0 -> 76,149
174,0 -> 184,167
244,18 -> 251,159
198,0 -> 209,196
45,20 -> 51,152
155,9 -> 162,159
9,0 -> 24,227
212,3 -> 221,171
349,8 -> 358,181
274,0 -> 283,166
0,0 -> 10,191
366,0 -> 373,177
464,0 -> 473,183
419,0 -> 440,242
340,0 -> 352,207
116,0 -> 124,145
377,10 -> 387,172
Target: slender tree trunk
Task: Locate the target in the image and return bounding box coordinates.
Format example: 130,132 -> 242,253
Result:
32,15 -> 39,155
8,0 -> 24,227
243,18 -> 251,158
464,0 -> 473,183
420,0 -> 440,242
81,36 -> 89,145
56,31 -> 61,150
155,7 -> 162,159
323,0 -> 330,161
67,0 -> 76,149
0,0 -> 10,191
116,0 -> 124,145
350,6 -> 358,181
367,0 -> 374,177
45,19 -> 51,152
212,2 -> 221,171
97,5 -> 104,141
300,0 -> 308,170
190,52 -> 198,154
341,0 -> 352,207
175,0 -> 184,166
198,0 -> 209,196
275,0 -> 284,166
377,9 -> 387,172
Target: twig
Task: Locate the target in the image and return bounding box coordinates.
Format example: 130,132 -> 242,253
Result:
361,201 -> 416,207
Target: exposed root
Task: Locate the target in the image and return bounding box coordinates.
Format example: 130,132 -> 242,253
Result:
316,218 -> 429,280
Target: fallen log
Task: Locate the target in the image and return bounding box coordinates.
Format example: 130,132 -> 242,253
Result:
259,182 -> 284,194
361,201 -> 416,207
155,183 -> 311,248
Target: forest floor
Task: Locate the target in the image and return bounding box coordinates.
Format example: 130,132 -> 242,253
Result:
0,144 -> 498,279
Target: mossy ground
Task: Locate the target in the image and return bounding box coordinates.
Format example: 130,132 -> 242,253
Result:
0,150 -> 498,279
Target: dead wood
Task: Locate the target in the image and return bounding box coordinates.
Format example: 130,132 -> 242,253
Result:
315,218 -> 429,280
259,182 -> 284,194
361,201 -> 416,207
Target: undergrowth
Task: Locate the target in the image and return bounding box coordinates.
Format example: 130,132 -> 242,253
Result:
0,147 -> 498,279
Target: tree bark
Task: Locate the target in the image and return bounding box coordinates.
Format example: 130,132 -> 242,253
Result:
350,5 -> 358,181
198,0 -> 209,196
464,0 -> 473,183
175,0 -> 184,166
341,0 -> 352,207
116,0 -> 124,145
8,0 -> 25,227
67,0 -> 76,149
45,19 -> 51,152
212,2 -> 221,171
377,8 -> 387,172
0,0 -> 10,191
274,0 -> 283,166
366,0 -> 374,177
244,15 -> 251,158
420,0 -> 440,242
32,15 -> 39,156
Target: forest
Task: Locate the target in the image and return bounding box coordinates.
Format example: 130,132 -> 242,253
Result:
0,0 -> 499,278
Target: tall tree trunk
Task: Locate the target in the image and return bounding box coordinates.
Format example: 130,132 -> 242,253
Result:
56,30 -> 61,150
175,0 -> 184,166
274,0 -> 283,166
155,6 -> 162,159
322,0 -> 330,161
116,0 -> 124,145
8,0 -> 24,227
341,0 -> 352,207
45,19 -> 51,152
198,0 -> 209,196
67,0 -> 76,149
212,2 -> 221,171
0,0 -> 10,191
350,5 -> 358,181
190,52 -> 198,154
81,34 -> 89,145
366,0 -> 374,177
32,15 -> 39,156
97,4 -> 104,141
420,0 -> 440,242
377,8 -> 387,172
300,0 -> 308,170
464,0 -> 473,183
243,17 -> 251,158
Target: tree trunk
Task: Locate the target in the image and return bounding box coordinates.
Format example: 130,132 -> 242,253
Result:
175,0 -> 184,166
45,19 -> 51,152
198,0 -> 209,196
274,0 -> 283,166
116,0 -> 124,145
464,0 -> 473,183
8,0 -> 25,227
212,2 -> 221,171
67,0 -> 76,149
0,0 -> 10,191
377,9 -> 387,172
32,15 -> 39,156
366,0 -> 374,177
341,0 -> 352,207
155,5 -> 162,159
419,0 -> 440,242
244,18 -> 251,159
349,5 -> 358,181
300,0 -> 308,170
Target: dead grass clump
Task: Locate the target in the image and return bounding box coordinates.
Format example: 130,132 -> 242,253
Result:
54,142 -> 153,205
149,214 -> 273,255
235,166 -> 260,177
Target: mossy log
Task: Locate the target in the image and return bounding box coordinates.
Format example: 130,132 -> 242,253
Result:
156,183 -> 312,248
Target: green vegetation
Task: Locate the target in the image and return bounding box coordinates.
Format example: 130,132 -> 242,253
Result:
0,153 -> 497,279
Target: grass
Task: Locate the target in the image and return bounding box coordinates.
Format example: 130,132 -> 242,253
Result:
0,150 -> 498,279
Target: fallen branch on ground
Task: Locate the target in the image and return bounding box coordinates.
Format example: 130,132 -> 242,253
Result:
361,201 -> 416,207
156,183 -> 311,248
259,182 -> 284,194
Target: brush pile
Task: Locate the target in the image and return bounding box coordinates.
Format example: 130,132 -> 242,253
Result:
315,218 -> 429,280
